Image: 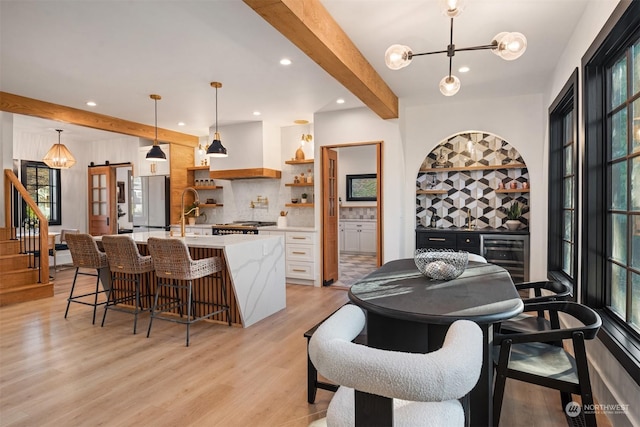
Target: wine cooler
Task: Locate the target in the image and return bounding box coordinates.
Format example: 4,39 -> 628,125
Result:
480,234 -> 530,282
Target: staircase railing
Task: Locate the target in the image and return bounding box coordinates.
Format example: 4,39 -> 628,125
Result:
4,169 -> 50,282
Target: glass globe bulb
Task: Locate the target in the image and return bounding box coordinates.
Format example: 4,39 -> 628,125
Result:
439,75 -> 461,96
385,44 -> 413,70
492,32 -> 527,61
440,0 -> 467,17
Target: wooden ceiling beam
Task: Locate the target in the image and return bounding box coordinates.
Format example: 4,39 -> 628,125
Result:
0,92 -> 198,147
243,0 -> 398,120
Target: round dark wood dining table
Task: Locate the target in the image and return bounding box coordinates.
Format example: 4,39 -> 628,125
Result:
348,258 -> 524,427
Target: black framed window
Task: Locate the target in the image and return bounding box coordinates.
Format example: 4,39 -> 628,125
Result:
583,1 -> 640,384
606,38 -> 640,330
548,68 -> 579,296
20,160 -> 61,225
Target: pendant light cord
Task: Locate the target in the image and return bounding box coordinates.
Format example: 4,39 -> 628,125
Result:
154,97 -> 158,144
448,17 -> 454,78
215,86 -> 218,134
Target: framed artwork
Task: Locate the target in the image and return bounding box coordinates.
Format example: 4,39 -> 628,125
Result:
346,173 -> 377,201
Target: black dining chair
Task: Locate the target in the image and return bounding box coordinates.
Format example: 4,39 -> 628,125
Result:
492,301 -> 602,427
498,280 -> 572,334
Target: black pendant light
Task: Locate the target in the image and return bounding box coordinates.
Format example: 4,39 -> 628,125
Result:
146,94 -> 167,161
206,81 -> 228,158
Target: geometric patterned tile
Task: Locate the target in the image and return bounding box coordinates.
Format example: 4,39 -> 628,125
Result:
416,132 -> 530,229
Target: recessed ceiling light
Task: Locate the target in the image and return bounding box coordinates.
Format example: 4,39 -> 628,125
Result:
280,58 -> 292,66
294,119 -> 309,125
178,122 -> 185,126
336,98 -> 345,104
458,66 -> 470,73
253,111 -> 261,116
86,101 -> 97,107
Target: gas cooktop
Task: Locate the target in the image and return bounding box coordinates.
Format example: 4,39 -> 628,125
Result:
213,221 -> 277,228
211,221 -> 277,235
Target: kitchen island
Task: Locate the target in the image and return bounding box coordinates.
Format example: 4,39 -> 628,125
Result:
110,231 -> 286,328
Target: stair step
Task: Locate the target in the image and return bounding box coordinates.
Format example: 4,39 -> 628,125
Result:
0,228 -> 15,241
0,254 -> 32,271
0,283 -> 53,306
0,240 -> 21,256
0,268 -> 41,289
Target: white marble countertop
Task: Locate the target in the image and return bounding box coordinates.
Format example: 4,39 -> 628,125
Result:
339,219 -> 376,222
123,230 -> 279,248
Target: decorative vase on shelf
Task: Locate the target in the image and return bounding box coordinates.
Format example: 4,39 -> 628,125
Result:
295,146 -> 305,161
505,220 -> 520,231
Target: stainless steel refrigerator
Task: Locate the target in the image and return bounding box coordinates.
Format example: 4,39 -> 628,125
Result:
132,175 -> 170,231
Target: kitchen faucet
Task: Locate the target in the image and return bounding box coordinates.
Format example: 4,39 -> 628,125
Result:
180,187 -> 200,237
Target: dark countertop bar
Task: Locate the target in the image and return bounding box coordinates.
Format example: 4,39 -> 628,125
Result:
416,226 -> 529,235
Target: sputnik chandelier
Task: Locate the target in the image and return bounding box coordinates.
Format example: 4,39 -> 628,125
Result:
384,0 -> 527,96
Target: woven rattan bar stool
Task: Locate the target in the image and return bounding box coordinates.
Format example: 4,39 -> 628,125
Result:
101,235 -> 155,334
64,233 -> 109,324
146,237 -> 231,347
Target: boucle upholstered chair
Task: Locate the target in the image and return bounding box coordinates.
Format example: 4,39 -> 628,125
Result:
64,233 -> 109,324
100,235 -> 155,334
308,305 -> 483,427
467,253 -> 488,263
146,237 -> 230,347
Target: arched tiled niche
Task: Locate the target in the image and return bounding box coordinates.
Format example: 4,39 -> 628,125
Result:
416,131 -> 530,230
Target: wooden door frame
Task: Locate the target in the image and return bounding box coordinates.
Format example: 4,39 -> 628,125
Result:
320,141 -> 383,285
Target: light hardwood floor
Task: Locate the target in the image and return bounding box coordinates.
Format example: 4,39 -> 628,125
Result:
0,267 -> 611,427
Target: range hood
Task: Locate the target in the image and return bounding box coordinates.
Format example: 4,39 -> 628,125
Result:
208,121 -> 281,180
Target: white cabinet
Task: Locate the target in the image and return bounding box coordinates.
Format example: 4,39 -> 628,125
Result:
285,231 -> 316,281
137,145 -> 170,176
343,222 -> 376,254
339,222 -> 345,252
264,230 -> 316,284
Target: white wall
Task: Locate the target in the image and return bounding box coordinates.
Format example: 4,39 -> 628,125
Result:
337,145 -> 377,208
314,107 -> 403,262
403,94 -> 546,277
0,113 -> 15,226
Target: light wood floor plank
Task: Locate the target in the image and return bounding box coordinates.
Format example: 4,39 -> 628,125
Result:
0,267 -> 612,427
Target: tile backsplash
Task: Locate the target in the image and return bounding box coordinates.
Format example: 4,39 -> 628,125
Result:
416,132 -> 530,229
340,206 -> 376,220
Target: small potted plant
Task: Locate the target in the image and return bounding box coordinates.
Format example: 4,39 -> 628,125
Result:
504,201 -> 523,230
301,193 -> 308,204
184,202 -> 199,225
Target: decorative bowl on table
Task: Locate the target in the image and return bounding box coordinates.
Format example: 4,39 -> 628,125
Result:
414,248 -> 469,280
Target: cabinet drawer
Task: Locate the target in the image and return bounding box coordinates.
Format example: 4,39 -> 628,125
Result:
286,244 -> 314,262
286,232 -> 315,245
417,232 -> 456,249
286,261 -> 315,280
344,222 -> 375,231
456,233 -> 480,250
